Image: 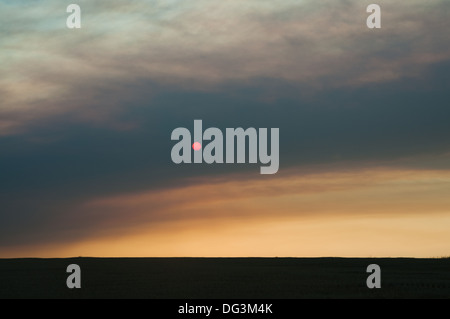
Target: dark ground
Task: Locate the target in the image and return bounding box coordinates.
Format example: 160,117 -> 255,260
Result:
0,257 -> 449,299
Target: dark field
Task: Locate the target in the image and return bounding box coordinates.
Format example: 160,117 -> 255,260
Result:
0,258 -> 449,299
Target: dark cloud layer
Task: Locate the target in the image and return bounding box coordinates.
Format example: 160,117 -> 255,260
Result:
2,59 -> 450,247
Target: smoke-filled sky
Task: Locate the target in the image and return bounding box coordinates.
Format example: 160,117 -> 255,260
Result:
1,0 -> 450,257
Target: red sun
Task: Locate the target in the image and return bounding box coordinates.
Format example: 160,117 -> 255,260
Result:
192,142 -> 202,151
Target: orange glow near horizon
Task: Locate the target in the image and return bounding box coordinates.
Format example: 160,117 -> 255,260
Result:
1,167 -> 450,258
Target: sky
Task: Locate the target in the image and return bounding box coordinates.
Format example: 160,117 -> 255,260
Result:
0,0 -> 449,258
